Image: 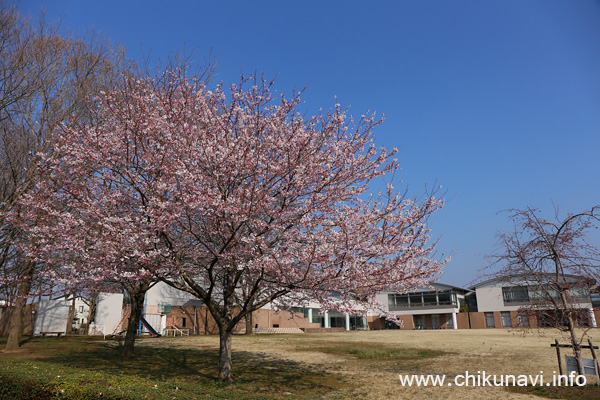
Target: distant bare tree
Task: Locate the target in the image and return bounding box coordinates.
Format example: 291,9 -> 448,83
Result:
490,206 -> 600,375
0,1 -> 125,351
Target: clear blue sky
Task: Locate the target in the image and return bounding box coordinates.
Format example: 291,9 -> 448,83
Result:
17,1 -> 600,288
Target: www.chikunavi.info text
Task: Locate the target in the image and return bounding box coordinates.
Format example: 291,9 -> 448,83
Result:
399,371 -> 587,387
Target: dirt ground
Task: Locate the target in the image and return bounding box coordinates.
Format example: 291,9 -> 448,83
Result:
135,328 -> 600,399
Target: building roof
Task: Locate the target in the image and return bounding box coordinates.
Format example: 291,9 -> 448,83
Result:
469,273 -> 596,290
383,282 -> 472,294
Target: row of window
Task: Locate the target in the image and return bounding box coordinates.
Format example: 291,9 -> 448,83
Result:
484,312 -> 529,328
502,285 -> 590,305
388,290 -> 458,309
290,307 -> 367,329
485,310 -> 592,328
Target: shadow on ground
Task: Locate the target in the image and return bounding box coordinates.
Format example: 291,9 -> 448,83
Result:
34,339 -> 344,395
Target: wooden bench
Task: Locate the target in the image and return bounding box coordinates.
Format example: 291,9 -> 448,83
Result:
40,331 -> 64,337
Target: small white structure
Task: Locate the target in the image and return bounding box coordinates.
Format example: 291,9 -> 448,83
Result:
34,299 -> 71,335
145,281 -> 204,308
144,282 -> 204,334
93,293 -> 124,336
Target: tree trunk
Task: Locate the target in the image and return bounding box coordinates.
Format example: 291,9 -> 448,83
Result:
66,292 -> 76,334
5,262 -> 35,352
559,286 -> 585,375
566,311 -> 585,375
218,328 -> 234,381
245,312 -> 253,335
122,282 -> 150,358
84,294 -> 98,336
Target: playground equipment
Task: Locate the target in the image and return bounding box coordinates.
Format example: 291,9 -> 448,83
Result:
139,316 -> 161,337
163,324 -> 190,336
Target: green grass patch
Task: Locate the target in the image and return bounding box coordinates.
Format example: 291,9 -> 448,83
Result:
298,341 -> 448,361
0,336 -> 349,399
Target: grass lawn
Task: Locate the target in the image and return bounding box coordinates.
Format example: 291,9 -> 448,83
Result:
1,329 -> 600,399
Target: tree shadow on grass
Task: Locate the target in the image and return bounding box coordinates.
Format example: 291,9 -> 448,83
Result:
18,336 -> 34,346
39,341 -> 345,396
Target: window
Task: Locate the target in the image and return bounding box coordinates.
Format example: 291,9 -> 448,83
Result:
311,310 -> 321,324
431,315 -> 440,329
388,290 -> 458,310
182,317 -> 186,327
502,286 -> 529,304
438,292 -> 452,303
423,293 -> 437,305
501,312 -> 512,327
485,312 -> 495,328
79,306 -> 84,313
409,293 -> 423,307
392,295 -> 409,308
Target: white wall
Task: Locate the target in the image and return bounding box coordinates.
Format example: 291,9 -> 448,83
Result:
145,281 -> 203,307
475,287 -> 506,312
94,293 -> 124,335
474,278 -> 593,312
34,299 -> 70,334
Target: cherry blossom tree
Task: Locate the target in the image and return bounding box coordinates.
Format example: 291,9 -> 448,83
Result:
20,73 -> 447,380
490,206 -> 600,375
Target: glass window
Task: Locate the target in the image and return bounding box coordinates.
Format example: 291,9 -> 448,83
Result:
389,290 -> 458,308
350,315 -> 365,330
423,293 -> 437,305
501,312 -> 512,327
409,293 -> 423,306
438,292 -> 451,303
485,312 -> 495,328
502,286 -> 529,304
395,295 -> 409,307
388,294 -> 410,308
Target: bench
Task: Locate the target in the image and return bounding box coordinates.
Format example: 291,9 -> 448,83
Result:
40,331 -> 64,337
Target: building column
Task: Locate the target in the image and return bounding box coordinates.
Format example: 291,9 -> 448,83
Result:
307,308 -> 313,324
324,311 -> 330,328
345,313 -> 350,331
452,312 -> 458,330
590,308 -> 597,328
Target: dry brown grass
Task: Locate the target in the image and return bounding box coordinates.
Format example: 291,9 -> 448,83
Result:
135,328 -> 600,399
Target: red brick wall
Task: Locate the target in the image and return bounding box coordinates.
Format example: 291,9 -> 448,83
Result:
367,316 -> 385,330
0,304 -> 38,336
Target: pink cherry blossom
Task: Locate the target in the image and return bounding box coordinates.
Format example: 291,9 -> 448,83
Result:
18,73 -> 447,380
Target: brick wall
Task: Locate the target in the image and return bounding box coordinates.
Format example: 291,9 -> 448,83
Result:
0,304 -> 38,336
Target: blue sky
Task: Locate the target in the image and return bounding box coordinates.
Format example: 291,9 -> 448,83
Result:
18,1 -> 600,288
